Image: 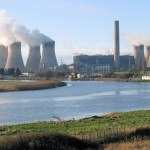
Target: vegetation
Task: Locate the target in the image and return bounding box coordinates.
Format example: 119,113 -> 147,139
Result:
0,110 -> 150,136
0,81 -> 66,92
104,139 -> 150,150
0,68 -> 21,77
0,110 -> 150,149
0,133 -> 99,150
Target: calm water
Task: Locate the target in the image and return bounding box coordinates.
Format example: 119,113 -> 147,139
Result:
0,81 -> 150,125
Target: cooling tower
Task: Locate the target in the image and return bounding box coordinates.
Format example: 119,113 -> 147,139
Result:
0,45 -> 8,68
114,20 -> 120,70
144,46 -> 150,66
39,41 -> 58,69
133,45 -> 144,70
26,45 -> 41,69
5,42 -> 24,69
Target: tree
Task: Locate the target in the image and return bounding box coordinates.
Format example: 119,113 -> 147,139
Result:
0,68 -> 4,75
15,68 -> 21,77
7,68 -> 15,75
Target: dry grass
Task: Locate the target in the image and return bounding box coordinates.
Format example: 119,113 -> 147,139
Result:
0,133 -> 99,150
0,81 -> 66,91
104,139 -> 150,150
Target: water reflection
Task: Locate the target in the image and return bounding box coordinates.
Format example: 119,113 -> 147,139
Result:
0,81 -> 150,125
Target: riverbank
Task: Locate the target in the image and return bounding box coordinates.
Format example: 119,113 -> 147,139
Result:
0,80 -> 67,92
72,77 -> 150,82
0,109 -> 150,149
1,109 -> 150,136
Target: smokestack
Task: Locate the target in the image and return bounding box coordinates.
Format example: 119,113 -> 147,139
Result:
5,42 -> 24,69
39,41 -> 58,69
0,45 -> 8,68
114,20 -> 120,70
133,45 -> 144,70
26,45 -> 41,69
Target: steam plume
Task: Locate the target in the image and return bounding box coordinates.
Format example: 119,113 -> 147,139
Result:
0,10 -> 52,46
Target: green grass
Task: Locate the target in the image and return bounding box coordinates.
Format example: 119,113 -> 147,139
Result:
1,110 -> 150,136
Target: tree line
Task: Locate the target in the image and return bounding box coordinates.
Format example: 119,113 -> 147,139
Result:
0,68 -> 21,77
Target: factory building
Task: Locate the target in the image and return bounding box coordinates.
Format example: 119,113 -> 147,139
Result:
74,54 -> 135,70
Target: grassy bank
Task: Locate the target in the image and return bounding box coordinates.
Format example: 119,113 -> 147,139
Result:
0,81 -> 66,92
1,109 -> 150,136
1,110 -> 150,149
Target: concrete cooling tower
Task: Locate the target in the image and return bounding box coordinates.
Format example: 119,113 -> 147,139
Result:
0,45 -> 8,68
144,46 -> 150,67
114,20 -> 120,70
26,45 -> 41,69
39,41 -> 58,69
133,45 -> 144,70
5,42 -> 24,69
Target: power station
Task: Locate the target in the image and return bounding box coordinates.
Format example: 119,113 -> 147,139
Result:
5,42 -> 24,69
39,41 -> 58,69
26,45 -> 41,69
1,20 -> 150,71
1,40 -> 58,70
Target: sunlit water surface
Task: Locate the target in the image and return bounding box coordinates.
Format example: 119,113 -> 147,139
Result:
0,81 -> 150,125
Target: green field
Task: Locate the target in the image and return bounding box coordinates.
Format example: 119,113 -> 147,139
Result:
1,109 -> 150,137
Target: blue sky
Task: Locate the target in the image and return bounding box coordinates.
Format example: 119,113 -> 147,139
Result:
0,0 -> 150,64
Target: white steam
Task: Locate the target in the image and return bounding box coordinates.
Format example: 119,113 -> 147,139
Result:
123,32 -> 150,46
0,10 -> 52,46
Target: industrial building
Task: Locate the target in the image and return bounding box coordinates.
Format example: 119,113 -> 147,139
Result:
73,54 -> 135,70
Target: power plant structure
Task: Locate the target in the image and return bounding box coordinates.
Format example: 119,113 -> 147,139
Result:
26,45 -> 41,69
39,41 -> 58,69
114,20 -> 120,70
133,45 -> 145,70
5,42 -> 24,69
0,39 -> 58,70
144,46 -> 150,68
74,54 -> 135,70
2,20 -> 150,72
0,45 -> 8,68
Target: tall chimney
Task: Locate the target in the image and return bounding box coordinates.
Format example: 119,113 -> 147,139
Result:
39,41 -> 58,69
114,20 -> 120,70
26,45 -> 41,69
5,42 -> 24,69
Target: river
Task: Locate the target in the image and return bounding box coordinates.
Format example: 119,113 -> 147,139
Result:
0,81 -> 150,125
